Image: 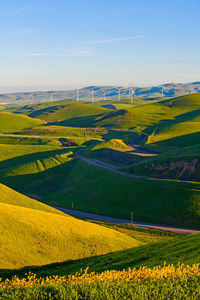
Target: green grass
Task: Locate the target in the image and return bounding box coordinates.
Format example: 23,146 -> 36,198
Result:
29,103 -> 108,123
86,147 -> 141,166
0,144 -> 62,162
0,136 -> 59,146
1,276 -> 200,299
18,125 -> 106,139
0,112 -> 45,133
146,131 -> 200,152
1,231 -> 199,280
90,139 -> 129,151
90,94 -> 200,133
2,148 -> 200,229
0,183 -> 138,270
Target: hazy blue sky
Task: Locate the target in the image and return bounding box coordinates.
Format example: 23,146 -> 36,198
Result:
0,0 -> 199,92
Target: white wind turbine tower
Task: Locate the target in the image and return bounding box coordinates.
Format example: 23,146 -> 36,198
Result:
89,89 -> 95,102
187,83 -> 195,94
128,83 -> 132,100
50,94 -> 53,102
76,88 -> 80,103
130,86 -> 135,104
118,87 -> 122,101
103,90 -> 106,101
30,95 -> 33,105
161,86 -> 166,98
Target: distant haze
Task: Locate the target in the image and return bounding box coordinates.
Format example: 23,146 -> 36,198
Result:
0,82 -> 199,104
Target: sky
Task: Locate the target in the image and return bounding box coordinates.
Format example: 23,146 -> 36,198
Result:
0,0 -> 199,93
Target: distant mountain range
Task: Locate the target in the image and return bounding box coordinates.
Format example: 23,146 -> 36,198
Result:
0,82 -> 200,104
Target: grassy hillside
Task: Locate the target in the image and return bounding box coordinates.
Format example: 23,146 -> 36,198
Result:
29,103 -> 108,124
1,231 -> 199,279
0,144 -> 62,162
18,125 -> 106,139
93,94 -> 200,133
0,112 -> 45,133
0,136 -> 59,146
0,183 -> 138,269
2,145 -> 200,229
126,143 -> 200,181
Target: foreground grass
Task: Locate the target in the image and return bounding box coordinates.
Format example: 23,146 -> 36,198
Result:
2,232 -> 199,280
1,264 -> 200,299
0,183 -> 139,269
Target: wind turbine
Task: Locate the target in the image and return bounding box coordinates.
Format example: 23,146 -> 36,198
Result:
130,88 -> 135,104
186,83 -> 195,94
50,94 -> 53,102
118,87 -> 122,101
129,85 -> 135,104
30,95 -> 33,105
103,90 -> 106,101
161,86 -> 166,98
89,90 -> 95,102
76,88 -> 80,103
128,83 -> 132,100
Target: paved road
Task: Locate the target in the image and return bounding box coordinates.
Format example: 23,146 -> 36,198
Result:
128,132 -> 160,155
53,206 -> 200,234
75,148 -> 146,178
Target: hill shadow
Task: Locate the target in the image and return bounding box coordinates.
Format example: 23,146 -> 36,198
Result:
144,109 -> 200,135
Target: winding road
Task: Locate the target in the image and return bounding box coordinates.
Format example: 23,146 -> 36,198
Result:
53,206 -> 200,234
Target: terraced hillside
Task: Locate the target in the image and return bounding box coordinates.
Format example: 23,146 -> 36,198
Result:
0,112 -> 45,133
0,183 -> 138,269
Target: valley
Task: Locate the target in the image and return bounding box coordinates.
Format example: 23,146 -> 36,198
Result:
1,92 -> 200,298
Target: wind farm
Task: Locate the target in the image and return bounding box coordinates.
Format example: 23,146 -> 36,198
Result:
0,0 -> 200,299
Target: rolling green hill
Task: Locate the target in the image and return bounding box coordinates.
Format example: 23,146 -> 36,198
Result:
0,112 -> 45,133
126,143 -> 200,181
17,125 -> 106,139
1,230 -> 199,279
1,143 -> 200,229
0,183 -> 138,269
29,103 -> 108,124
94,93 -> 200,132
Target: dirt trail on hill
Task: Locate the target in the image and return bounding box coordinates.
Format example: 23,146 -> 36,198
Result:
0,133 -> 104,141
53,206 -> 200,234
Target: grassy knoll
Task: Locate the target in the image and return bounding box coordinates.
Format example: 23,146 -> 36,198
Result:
84,138 -> 139,166
0,144 -> 62,162
0,112 -> 45,133
0,183 -> 138,269
146,131 -> 200,152
90,138 -> 129,151
29,103 -> 108,124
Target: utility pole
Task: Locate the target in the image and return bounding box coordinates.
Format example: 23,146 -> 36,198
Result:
131,211 -> 133,225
